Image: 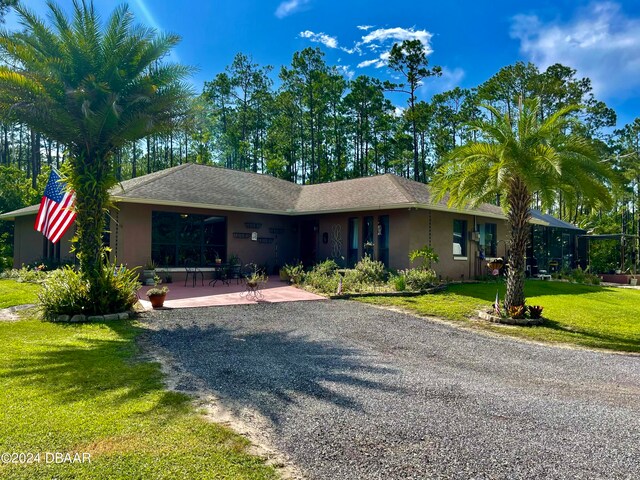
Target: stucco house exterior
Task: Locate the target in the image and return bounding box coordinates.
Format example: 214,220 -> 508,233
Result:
0,163 -> 581,281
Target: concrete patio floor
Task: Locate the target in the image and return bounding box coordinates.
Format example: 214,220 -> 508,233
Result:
137,278 -> 325,310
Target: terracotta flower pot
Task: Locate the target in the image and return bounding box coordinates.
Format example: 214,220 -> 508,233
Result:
148,293 -> 166,308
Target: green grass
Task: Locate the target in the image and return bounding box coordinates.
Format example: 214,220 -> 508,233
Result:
0,279 -> 40,308
358,280 -> 640,352
0,318 -> 278,479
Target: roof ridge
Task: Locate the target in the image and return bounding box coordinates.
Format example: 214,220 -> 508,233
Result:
204,163 -> 305,189
115,163 -> 191,196
385,173 -> 419,204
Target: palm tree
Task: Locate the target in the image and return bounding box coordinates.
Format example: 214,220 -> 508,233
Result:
432,98 -> 612,309
0,0 -> 191,301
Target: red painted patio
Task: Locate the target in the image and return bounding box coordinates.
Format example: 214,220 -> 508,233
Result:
137,278 -> 325,310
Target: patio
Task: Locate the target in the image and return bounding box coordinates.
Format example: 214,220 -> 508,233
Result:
137,278 -> 325,310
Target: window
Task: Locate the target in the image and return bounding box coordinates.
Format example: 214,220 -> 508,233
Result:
363,216 -> 374,258
152,212 -> 226,267
453,219 -> 467,257
378,215 -> 389,267
478,223 -> 497,257
347,217 -> 359,267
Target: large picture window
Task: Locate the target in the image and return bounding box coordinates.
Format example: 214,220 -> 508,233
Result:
453,219 -> 467,257
152,212 -> 226,267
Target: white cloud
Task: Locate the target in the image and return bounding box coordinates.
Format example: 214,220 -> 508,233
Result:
510,2 -> 640,98
299,30 -> 338,49
357,59 -> 380,68
335,65 -> 355,79
354,27 -> 434,68
357,25 -> 374,31
357,51 -> 391,69
360,27 -> 433,54
275,0 -> 310,19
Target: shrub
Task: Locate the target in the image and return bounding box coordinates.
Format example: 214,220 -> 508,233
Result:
528,305 -> 544,319
0,256 -> 12,272
353,255 -> 386,284
304,270 -> 341,294
570,267 -> 586,284
508,305 -> 526,319
282,262 -> 304,284
586,273 -> 601,285
39,262 -> 140,320
399,268 -> 437,291
409,245 -> 439,269
1,265 -> 50,283
38,267 -> 89,320
389,273 -> 406,291
341,269 -> 368,293
311,259 -> 339,276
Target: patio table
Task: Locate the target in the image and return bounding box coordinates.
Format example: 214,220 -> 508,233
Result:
209,263 -> 230,287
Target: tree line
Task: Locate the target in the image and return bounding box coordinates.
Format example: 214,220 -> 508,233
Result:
1,41 -> 639,269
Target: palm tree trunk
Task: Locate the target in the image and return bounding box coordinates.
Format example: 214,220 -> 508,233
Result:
505,176 -> 531,309
70,150 -> 110,310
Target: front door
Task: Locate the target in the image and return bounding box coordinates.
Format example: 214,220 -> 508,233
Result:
299,220 -> 318,267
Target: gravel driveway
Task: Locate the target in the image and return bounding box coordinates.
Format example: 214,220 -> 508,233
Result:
141,301 -> 640,479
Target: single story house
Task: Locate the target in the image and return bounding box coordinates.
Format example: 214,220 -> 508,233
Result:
0,163 -> 581,281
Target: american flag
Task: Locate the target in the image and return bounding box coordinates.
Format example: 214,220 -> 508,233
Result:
34,170 -> 76,244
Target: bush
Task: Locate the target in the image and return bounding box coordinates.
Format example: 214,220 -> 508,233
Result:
353,255 -> 386,284
399,268 -> 437,291
312,259 -> 339,276
341,269 -> 368,293
304,270 -> 341,294
39,262 -> 140,320
0,256 -> 12,272
282,262 -> 305,284
1,265 -> 50,283
389,273 -> 406,292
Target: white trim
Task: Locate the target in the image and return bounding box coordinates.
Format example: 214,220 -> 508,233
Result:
453,256 -> 468,261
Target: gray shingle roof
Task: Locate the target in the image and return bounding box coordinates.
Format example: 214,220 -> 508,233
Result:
112,163 -> 302,212
0,163 -> 507,219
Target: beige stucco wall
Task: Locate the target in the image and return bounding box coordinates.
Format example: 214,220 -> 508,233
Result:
12,215 -> 75,268
408,209 -> 508,280
9,203 -> 509,282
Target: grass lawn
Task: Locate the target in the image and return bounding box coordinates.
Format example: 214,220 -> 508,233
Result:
0,279 -> 40,309
358,280 -> 640,353
0,314 -> 277,479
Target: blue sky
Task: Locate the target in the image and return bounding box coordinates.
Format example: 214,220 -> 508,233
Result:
8,0 -> 640,127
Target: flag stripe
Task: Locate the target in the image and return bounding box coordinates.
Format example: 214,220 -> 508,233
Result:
35,170 -> 76,244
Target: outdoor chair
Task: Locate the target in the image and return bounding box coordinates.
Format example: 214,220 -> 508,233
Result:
184,259 -> 204,287
227,258 -> 244,285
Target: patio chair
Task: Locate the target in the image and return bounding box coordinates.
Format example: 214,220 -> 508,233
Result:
227,258 -> 244,285
184,259 -> 204,287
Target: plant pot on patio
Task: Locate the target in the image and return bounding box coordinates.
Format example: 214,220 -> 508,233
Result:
146,287 -> 169,309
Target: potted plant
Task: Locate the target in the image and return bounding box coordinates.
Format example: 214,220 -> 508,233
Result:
146,286 -> 169,308
142,260 -> 157,286
214,251 -> 222,265
630,276 -> 637,286
528,305 -> 544,319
